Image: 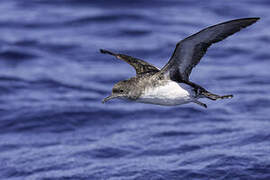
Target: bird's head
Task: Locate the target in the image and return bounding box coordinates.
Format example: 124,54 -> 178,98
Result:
102,80 -> 134,103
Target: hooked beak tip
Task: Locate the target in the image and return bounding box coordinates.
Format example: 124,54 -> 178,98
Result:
102,94 -> 127,104
102,95 -> 116,104
102,99 -> 107,104
102,98 -> 108,104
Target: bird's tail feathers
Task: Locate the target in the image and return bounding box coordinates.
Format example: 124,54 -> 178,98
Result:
201,91 -> 233,100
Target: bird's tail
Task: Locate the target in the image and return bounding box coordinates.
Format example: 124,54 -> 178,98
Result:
201,91 -> 233,100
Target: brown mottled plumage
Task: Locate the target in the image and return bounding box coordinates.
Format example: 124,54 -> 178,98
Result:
101,17 -> 259,108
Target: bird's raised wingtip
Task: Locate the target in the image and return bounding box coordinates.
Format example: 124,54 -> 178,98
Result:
242,17 -> 260,23
239,17 -> 260,20
249,17 -> 260,22
247,17 -> 260,20
229,17 -> 260,25
253,17 -> 260,20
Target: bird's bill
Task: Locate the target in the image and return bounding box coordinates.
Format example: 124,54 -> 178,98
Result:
102,94 -> 123,103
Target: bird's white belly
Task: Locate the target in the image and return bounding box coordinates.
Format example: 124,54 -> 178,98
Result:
137,81 -> 194,106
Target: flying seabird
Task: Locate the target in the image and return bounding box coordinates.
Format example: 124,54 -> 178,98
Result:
100,17 -> 259,108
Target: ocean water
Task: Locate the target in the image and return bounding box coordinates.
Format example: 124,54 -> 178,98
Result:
0,0 -> 270,179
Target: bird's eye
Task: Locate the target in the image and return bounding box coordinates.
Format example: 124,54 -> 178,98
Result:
120,89 -> 124,93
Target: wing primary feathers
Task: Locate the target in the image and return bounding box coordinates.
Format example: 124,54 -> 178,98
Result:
158,17 -> 260,81
100,49 -> 116,56
100,49 -> 159,75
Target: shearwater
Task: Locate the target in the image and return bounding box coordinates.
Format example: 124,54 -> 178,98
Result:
101,17 -> 259,108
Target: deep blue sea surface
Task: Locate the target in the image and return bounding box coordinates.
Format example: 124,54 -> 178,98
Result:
0,0 -> 270,179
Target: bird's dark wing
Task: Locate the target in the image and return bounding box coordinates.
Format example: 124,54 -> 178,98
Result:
158,17 -> 260,81
100,49 -> 159,75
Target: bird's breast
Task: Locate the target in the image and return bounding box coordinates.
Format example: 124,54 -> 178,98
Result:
137,81 -> 194,106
